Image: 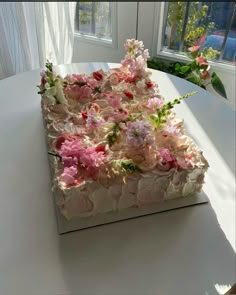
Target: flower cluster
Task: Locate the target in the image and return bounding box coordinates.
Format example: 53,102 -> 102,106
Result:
57,139 -> 106,186
121,39 -> 150,78
127,120 -> 153,147
40,39 -> 209,188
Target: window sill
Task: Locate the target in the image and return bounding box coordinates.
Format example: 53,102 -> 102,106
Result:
74,32 -> 115,48
156,51 -> 236,74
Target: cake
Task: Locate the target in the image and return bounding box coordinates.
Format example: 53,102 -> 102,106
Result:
38,39 -> 209,223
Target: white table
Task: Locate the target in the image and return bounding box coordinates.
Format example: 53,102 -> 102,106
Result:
0,63 -> 235,295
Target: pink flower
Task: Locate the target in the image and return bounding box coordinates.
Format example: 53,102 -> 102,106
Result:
81,85 -> 93,98
60,166 -> 77,186
143,49 -> 150,60
127,120 -> 153,147
89,102 -> 101,113
188,45 -> 200,52
196,56 -> 208,66
112,108 -> 129,122
40,70 -> 47,86
106,93 -> 122,108
159,148 -> 174,162
65,74 -> 87,84
147,97 -> 164,110
64,85 -> 92,100
129,56 -> 146,73
158,148 -> 177,171
161,123 -> 181,137
86,109 -> 105,129
109,73 -> 120,85
58,139 -> 106,180
54,134 -> 80,150
86,77 -> 98,88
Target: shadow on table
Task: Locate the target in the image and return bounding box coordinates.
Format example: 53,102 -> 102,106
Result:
58,201 -> 236,295
164,74 -> 236,176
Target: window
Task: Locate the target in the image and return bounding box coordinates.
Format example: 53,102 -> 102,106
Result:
75,2 -> 113,43
161,2 -> 236,64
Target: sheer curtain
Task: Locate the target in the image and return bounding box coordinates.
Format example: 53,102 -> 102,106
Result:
0,2 -> 76,79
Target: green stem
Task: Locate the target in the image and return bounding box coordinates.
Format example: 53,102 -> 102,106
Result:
48,151 -> 61,159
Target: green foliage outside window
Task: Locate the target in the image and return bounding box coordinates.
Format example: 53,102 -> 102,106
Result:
167,2 -> 220,59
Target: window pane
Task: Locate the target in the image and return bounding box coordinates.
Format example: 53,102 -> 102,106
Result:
75,2 -> 112,40
162,2 -> 236,64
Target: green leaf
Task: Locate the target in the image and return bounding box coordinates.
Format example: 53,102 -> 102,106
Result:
187,76 -> 199,85
211,72 -> 227,99
180,65 -> 190,73
190,51 -> 198,59
120,161 -> 142,173
174,63 -> 181,72
107,123 -> 121,146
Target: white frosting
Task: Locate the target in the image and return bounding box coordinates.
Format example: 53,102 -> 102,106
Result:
52,167 -> 206,220
41,69 -> 209,221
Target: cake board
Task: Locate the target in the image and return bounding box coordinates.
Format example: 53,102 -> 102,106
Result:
54,192 -> 208,234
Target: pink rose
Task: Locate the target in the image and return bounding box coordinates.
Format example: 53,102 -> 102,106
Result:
81,85 -> 92,98
106,94 -> 122,108
109,73 -> 119,85
60,166 -> 77,186
87,77 -> 98,88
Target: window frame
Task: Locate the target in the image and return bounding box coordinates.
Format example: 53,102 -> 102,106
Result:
137,2 -> 235,109
153,2 -> 235,73
74,2 -> 118,49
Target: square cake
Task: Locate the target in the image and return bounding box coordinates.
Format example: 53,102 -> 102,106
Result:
38,39 -> 209,232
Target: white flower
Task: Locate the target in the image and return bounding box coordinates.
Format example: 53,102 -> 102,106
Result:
136,79 -> 146,88
55,80 -> 67,104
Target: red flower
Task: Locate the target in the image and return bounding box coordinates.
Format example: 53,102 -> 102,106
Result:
119,108 -> 128,115
55,136 -> 66,150
123,91 -> 134,99
41,76 -> 47,86
93,71 -> 103,81
146,81 -> 154,88
81,111 -> 88,120
201,71 -> 210,80
196,56 -> 208,66
95,145 -> 106,154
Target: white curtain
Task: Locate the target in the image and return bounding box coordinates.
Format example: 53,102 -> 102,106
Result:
0,2 -> 76,79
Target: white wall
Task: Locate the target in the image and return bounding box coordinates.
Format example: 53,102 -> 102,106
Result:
72,2 -> 137,64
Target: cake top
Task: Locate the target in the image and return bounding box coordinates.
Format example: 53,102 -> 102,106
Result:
38,39 -> 208,188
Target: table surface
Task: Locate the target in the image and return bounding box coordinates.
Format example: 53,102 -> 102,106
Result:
0,63 -> 235,295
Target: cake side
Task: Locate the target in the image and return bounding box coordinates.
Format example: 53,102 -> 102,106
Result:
38,39 -> 209,220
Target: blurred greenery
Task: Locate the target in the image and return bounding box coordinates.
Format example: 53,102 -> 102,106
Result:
148,1 -> 227,98
76,2 -> 111,38
167,1 -> 219,58
76,2 -> 110,25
